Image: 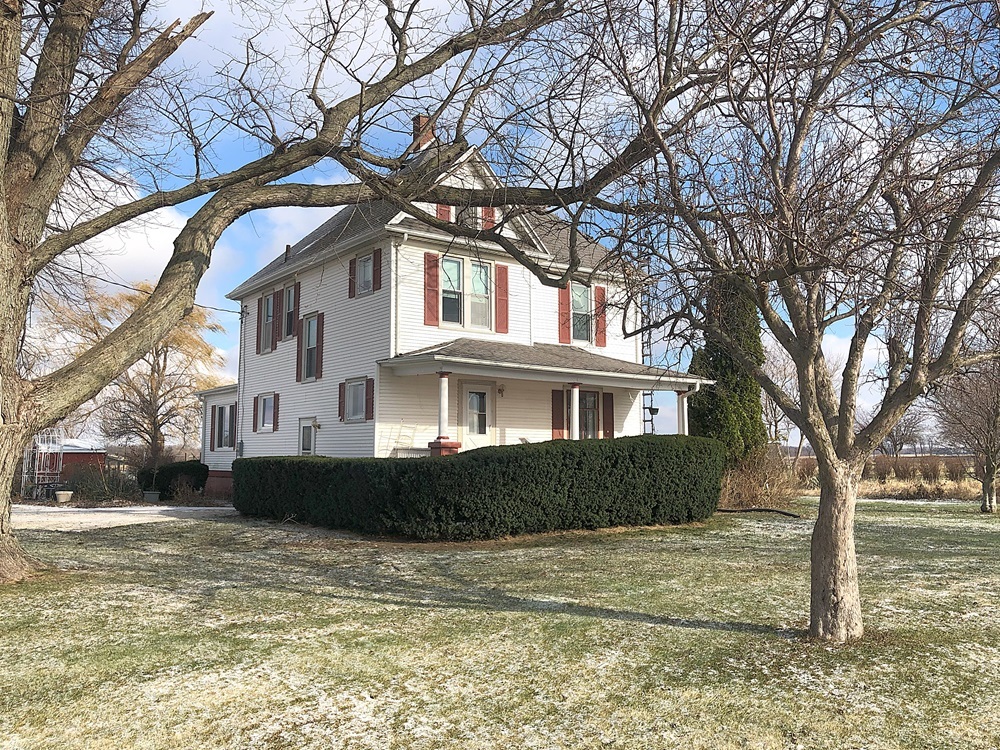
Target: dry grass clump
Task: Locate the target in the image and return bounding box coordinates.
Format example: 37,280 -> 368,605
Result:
720,448 -> 795,509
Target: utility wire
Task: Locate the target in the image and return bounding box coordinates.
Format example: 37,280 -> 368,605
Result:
48,262 -> 243,315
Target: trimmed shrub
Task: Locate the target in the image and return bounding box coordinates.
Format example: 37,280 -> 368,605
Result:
893,457 -> 917,480
137,460 -> 209,501
872,455 -> 894,482
233,435 -> 725,541
919,456 -> 942,482
944,457 -> 968,482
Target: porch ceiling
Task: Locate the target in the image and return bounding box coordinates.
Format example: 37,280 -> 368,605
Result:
378,338 -> 711,391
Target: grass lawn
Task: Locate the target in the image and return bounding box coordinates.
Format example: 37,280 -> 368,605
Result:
3,499 -> 999,749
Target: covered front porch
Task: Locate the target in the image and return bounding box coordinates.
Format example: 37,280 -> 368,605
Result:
377,339 -> 709,456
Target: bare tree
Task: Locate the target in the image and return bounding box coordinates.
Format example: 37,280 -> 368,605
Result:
597,0 -> 1000,642
761,342 -> 797,445
0,0 -> 574,580
401,0 -> 1000,642
874,409 -> 926,459
47,283 -> 228,467
932,362 -> 1000,512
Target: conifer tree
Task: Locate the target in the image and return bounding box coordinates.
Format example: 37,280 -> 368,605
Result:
688,278 -> 767,464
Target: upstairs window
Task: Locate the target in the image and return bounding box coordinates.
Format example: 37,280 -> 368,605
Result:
303,315 -> 319,380
260,295 -> 274,352
357,253 -> 374,295
442,258 -> 463,324
571,282 -> 591,342
283,286 -> 296,338
470,261 -> 491,328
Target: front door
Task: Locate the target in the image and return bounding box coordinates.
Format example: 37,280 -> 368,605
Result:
462,383 -> 495,450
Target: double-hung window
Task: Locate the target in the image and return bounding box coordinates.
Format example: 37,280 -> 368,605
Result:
571,282 -> 592,342
346,380 -> 366,422
442,258 -> 463,324
283,286 -> 296,338
303,315 -> 319,380
470,261 -> 491,328
261,295 -> 274,352
215,404 -> 235,449
357,253 -> 374,295
299,419 -> 315,455
259,394 -> 275,431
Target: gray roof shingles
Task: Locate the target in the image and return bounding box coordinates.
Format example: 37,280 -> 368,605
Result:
228,198 -> 610,299
387,338 -> 691,380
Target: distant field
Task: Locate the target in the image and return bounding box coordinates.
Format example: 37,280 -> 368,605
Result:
3,499 -> 999,749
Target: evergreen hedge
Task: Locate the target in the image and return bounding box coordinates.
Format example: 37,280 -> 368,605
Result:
232,435 -> 724,540
137,459 -> 210,500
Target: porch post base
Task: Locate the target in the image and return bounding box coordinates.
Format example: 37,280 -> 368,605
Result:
429,439 -> 462,456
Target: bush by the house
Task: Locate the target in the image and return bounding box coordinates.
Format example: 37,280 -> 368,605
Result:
137,460 -> 209,501
66,465 -> 141,505
233,435 -> 725,541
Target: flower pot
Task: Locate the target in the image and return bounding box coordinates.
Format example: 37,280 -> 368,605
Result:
142,490 -> 161,503
54,490 -> 73,504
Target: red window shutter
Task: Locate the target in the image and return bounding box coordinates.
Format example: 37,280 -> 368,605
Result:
373,248 -> 383,291
482,206 -> 496,230
551,390 -> 567,439
315,313 -> 325,379
255,298 -> 263,354
595,285 -> 607,348
495,264 -> 509,334
295,317 -> 303,382
558,285 -> 571,344
602,392 -> 615,438
273,393 -> 280,432
209,405 -> 217,451
349,257 -> 357,298
271,291 -> 281,350
230,403 -> 237,446
338,382 -> 346,422
293,282 -> 301,335
252,396 -> 259,433
365,377 -> 375,421
424,252 -> 439,326
436,204 -> 450,221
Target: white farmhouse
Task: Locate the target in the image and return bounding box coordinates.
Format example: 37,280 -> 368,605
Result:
198,120 -> 705,495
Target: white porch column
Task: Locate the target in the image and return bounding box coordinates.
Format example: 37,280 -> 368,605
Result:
569,382 -> 581,440
437,371 -> 451,439
675,390 -> 689,436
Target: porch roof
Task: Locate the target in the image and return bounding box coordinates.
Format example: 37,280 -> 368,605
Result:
379,338 -> 710,391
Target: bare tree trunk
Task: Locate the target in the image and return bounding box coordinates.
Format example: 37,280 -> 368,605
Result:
0,427 -> 44,581
981,461 -> 997,513
810,459 -> 864,642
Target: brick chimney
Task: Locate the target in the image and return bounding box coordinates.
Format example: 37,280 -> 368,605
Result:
413,114 -> 434,148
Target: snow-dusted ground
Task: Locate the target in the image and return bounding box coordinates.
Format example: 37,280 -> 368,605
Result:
4,499 -> 1000,749
12,504 -> 238,531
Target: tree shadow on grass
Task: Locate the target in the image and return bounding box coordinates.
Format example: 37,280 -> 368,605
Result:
37,519 -> 805,641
